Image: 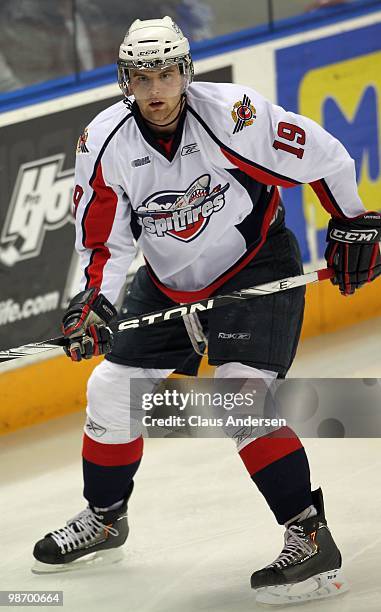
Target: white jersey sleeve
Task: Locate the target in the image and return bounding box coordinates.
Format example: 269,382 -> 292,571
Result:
239,93 -> 365,218
73,104 -> 137,305
188,83 -> 365,219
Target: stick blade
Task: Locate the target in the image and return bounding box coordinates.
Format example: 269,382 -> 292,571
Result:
0,336 -> 66,364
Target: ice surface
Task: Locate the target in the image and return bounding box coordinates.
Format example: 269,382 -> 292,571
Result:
1,317 -> 380,612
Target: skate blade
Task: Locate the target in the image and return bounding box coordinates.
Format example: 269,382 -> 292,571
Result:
254,568 -> 349,606
31,547 -> 124,574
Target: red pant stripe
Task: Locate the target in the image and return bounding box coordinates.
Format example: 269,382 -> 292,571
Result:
82,433 -> 143,467
239,426 -> 302,476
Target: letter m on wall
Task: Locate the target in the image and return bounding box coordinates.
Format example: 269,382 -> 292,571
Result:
300,51 -> 381,212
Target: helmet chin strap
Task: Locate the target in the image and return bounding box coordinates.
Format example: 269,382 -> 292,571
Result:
143,94 -> 185,129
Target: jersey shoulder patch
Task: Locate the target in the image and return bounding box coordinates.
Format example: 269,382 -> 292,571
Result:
76,100 -> 131,157
187,82 -> 266,141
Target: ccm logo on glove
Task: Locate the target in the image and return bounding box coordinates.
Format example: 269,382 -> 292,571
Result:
325,212 -> 381,296
329,228 -> 379,243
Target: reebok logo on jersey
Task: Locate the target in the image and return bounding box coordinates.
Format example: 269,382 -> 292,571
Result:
231,94 -> 256,134
136,174 -> 230,242
181,143 -> 200,156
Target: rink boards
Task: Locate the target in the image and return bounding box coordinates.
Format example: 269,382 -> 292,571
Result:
1,5 -> 381,432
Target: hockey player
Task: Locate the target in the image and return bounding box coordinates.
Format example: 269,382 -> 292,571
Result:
33,16 -> 380,605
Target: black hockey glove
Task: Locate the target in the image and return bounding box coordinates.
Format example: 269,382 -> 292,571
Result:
62,288 -> 117,361
324,212 -> 381,295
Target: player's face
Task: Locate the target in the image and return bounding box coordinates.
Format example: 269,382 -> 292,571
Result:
129,65 -> 183,126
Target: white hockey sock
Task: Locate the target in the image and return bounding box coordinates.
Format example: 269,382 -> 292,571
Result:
93,499 -> 124,512
285,504 -> 317,526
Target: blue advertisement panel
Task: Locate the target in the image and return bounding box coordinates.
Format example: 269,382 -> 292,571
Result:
276,22 -> 381,264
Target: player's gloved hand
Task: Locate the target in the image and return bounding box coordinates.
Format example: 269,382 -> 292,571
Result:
324,212 -> 381,295
62,288 -> 117,361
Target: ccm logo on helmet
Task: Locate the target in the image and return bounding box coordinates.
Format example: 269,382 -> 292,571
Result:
138,50 -> 159,56
330,228 -> 379,243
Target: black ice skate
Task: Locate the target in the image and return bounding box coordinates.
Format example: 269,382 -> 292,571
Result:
32,485 -> 133,574
251,488 -> 349,605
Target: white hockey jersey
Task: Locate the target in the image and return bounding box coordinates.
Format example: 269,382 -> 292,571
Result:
73,81 -> 365,305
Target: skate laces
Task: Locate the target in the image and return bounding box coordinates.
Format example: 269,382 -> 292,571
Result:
50,507 -> 119,554
268,524 -> 317,569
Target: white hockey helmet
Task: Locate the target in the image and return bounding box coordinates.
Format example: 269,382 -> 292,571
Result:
117,16 -> 194,97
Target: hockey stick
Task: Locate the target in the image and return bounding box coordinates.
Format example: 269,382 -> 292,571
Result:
0,267 -> 333,364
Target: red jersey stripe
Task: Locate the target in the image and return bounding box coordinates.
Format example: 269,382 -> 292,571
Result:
83,162 -> 118,289
221,148 -> 298,188
310,179 -> 346,219
82,433 -> 143,467
239,426 -> 302,476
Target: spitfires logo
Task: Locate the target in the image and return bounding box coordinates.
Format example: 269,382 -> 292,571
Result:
231,94 -> 256,134
136,174 -> 230,242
